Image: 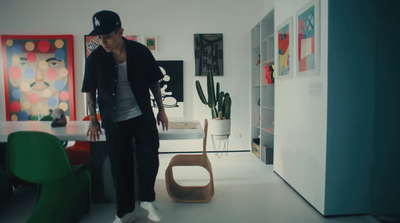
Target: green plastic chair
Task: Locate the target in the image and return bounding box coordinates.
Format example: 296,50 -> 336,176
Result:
39,115 -> 68,148
39,115 -> 53,121
7,131 -> 91,223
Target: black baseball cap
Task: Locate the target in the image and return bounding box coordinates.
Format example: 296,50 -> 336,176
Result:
89,10 -> 122,36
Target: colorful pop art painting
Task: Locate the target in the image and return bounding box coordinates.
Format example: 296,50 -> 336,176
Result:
1,35 -> 76,121
125,35 -> 139,42
296,0 -> 320,76
277,17 -> 292,79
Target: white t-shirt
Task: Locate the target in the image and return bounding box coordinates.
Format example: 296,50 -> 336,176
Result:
115,62 -> 142,122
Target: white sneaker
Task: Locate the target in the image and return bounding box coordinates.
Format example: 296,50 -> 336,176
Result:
112,210 -> 136,223
140,201 -> 161,222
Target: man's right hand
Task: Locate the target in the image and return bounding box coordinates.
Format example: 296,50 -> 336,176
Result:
86,92 -> 102,141
87,120 -> 102,141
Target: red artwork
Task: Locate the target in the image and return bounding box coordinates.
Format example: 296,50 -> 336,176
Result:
1,35 -> 76,121
84,35 -> 100,58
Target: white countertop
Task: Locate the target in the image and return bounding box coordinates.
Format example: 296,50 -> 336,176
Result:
0,121 -> 104,142
0,119 -> 204,142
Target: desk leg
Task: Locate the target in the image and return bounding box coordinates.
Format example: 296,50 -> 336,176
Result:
90,141 -> 116,203
0,143 -> 13,204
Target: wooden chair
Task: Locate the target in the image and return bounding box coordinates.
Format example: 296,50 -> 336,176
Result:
165,119 -> 214,202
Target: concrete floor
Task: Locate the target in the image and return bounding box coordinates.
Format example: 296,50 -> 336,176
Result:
1,152 -> 380,223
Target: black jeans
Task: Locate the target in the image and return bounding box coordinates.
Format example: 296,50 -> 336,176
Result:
105,115 -> 160,218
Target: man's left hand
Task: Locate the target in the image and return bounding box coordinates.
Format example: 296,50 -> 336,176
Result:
157,108 -> 168,131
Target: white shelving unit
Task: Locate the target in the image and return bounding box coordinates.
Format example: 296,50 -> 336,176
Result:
251,9 -> 274,164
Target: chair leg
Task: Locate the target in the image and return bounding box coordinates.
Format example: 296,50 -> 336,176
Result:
27,172 -> 91,223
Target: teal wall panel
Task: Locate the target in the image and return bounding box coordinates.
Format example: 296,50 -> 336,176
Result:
325,0 -> 376,215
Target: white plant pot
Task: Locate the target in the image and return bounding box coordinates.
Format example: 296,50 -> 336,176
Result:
210,119 -> 231,140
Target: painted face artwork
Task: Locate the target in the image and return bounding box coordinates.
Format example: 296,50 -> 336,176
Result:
4,39 -> 70,121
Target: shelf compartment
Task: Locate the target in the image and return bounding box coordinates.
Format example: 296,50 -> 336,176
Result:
261,108 -> 274,130
252,88 -> 261,105
261,130 -> 273,148
261,37 -> 274,63
261,10 -> 274,40
251,24 -> 261,47
261,85 -> 274,108
252,47 -> 260,66
252,65 -> 260,86
251,108 -> 260,125
251,125 -> 261,139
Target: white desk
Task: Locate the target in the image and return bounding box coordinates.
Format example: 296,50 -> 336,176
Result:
0,120 -> 204,142
0,119 -> 204,203
0,121 -> 105,142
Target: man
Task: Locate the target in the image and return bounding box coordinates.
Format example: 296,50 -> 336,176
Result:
82,10 -> 168,223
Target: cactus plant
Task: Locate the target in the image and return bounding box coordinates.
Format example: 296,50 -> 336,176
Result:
196,70 -> 232,119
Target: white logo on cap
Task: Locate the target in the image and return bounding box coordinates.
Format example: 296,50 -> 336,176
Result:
94,17 -> 100,26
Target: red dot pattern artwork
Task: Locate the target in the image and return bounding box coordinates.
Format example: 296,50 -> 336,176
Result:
59,91 -> 69,101
10,101 -> 21,113
2,35 -> 75,121
38,40 -> 50,53
46,68 -> 57,80
28,93 -> 39,104
9,66 -> 21,79
26,52 -> 37,63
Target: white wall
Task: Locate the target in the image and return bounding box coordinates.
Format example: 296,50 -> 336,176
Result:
273,0 -> 328,214
0,0 -> 268,152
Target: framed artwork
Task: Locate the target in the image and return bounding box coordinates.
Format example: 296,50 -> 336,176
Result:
125,35 -> 140,43
194,33 -> 223,76
84,35 -> 100,58
154,60 -> 184,117
145,36 -> 158,52
276,16 -> 293,79
1,34 -> 76,121
296,0 -> 320,77
84,35 -> 141,59
83,35 -> 101,115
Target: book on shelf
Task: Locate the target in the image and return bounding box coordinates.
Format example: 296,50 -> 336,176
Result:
261,145 -> 266,163
252,138 -> 260,158
264,128 -> 274,133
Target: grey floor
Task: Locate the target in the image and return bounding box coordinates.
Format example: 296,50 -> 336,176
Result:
1,152 -> 380,223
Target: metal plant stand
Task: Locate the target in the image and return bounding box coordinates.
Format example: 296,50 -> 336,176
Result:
211,134 -> 230,158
